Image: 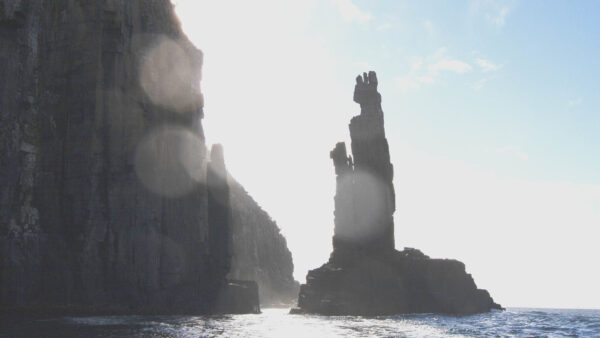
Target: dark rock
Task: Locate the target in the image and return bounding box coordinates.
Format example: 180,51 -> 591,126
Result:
0,0 -> 294,315
333,71 -> 395,253
215,280 -> 260,314
228,178 -> 300,306
0,1 -> 26,29
295,71 -> 502,315
207,144 -> 233,286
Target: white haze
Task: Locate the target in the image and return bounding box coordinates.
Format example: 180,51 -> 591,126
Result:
171,0 -> 600,309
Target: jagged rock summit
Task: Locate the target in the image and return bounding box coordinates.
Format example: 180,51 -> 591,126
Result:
293,71 -> 502,316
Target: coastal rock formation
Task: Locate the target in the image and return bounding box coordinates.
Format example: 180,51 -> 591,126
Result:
293,72 -> 502,315
207,144 -> 233,288
228,179 -> 300,306
0,0 -> 292,314
332,71 -> 395,253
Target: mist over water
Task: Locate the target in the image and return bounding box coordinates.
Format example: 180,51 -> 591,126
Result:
3,308 -> 600,337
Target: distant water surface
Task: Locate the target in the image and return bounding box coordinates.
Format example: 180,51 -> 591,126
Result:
2,307 -> 599,337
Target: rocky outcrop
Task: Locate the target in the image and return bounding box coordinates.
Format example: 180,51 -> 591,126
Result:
0,0 -> 291,314
207,144 -> 233,288
228,179 -> 300,306
293,72 -> 502,315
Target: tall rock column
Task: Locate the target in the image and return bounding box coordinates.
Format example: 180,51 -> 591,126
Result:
294,71 -> 502,316
332,71 -> 395,253
207,144 -> 261,314
0,0 -> 256,314
330,142 -> 356,251
207,144 -> 232,285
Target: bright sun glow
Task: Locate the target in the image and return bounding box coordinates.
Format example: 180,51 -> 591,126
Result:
172,0 -> 354,292
172,0 -> 600,309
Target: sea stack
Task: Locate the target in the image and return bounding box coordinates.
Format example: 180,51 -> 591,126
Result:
293,71 -> 502,315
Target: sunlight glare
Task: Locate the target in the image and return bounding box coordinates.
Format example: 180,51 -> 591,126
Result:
140,36 -> 203,113
135,126 -> 206,198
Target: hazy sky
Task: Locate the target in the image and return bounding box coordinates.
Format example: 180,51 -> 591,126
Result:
172,0 -> 600,309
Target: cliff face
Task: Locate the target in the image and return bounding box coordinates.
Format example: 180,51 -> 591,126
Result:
294,72 -> 502,316
228,179 -> 299,306
0,0 -> 292,313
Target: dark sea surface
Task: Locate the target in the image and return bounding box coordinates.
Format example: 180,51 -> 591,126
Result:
2,307 -> 599,337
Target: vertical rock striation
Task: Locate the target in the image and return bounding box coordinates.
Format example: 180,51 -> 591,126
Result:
0,0 -> 291,314
294,71 -> 502,315
332,72 -> 395,253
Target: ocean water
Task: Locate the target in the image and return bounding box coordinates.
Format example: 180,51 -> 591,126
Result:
2,307 -> 599,337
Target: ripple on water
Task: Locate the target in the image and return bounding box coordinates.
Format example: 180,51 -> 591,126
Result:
2,307 -> 600,337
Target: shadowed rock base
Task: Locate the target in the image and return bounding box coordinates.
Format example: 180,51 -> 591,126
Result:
215,280 -> 261,314
293,248 -> 502,316
0,279 -> 259,316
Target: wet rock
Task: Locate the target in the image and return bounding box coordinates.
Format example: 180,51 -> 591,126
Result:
294,71 -> 502,315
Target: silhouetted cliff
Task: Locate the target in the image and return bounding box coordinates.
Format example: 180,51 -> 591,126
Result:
229,179 -> 300,306
293,72 -> 502,315
0,0 -> 294,314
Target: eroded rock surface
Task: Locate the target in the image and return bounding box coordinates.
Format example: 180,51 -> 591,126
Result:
0,0 -> 292,314
294,72 -> 502,315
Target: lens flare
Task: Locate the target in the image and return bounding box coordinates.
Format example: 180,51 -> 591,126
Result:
135,126 -> 206,198
139,36 -> 203,113
336,170 -> 388,242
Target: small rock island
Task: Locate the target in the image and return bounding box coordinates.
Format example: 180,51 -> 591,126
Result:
292,71 -> 502,316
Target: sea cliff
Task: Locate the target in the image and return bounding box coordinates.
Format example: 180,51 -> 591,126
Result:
0,0 -> 296,314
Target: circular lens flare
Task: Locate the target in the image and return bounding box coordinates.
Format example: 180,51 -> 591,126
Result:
140,36 -> 203,113
135,126 -> 206,198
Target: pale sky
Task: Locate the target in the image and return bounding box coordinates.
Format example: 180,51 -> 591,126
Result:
171,0 -> 600,309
